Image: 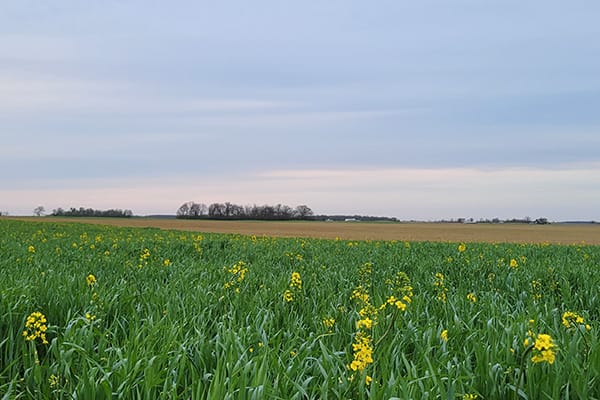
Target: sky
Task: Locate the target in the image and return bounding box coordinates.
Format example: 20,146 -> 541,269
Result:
2,1 -> 600,221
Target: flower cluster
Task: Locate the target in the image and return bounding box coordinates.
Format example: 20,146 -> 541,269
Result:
323,318 -> 335,332
530,280 -> 543,300
138,248 -> 151,268
381,271 -> 413,312
440,329 -> 449,342
193,234 -> 203,254
562,311 -> 591,331
22,311 -> 49,345
224,261 -> 248,292
524,333 -> 557,364
48,374 -> 60,389
283,271 -> 302,302
433,272 -> 448,303
86,274 -> 96,287
348,263 -> 376,383
349,331 -> 373,373
466,293 -> 477,303
85,312 -> 97,322
290,271 -> 302,290
284,251 -> 304,261
458,243 -> 466,253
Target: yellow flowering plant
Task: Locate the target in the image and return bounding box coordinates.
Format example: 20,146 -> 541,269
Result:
283,271 -> 302,302
224,261 -> 248,291
86,274 -> 96,287
23,311 -> 49,345
523,332 -> 557,365
562,311 -> 590,331
440,329 -> 449,342
433,272 -> 448,303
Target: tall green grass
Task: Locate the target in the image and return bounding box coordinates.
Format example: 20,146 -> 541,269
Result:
1,219 -> 598,399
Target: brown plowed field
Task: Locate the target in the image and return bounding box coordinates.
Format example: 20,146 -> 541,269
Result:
8,217 -> 600,244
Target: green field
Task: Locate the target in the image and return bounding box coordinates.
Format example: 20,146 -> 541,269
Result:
1,219 -> 599,399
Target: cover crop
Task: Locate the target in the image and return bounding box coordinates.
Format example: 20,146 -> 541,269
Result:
1,219 -> 598,399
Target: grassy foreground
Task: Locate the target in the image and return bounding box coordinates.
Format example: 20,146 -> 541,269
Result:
1,219 -> 599,399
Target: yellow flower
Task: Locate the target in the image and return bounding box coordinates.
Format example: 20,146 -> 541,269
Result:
163,258 -> 172,267
463,394 -> 478,400
533,333 -> 554,351
283,290 -> 294,302
532,349 -> 555,364
562,311 -> 585,330
466,293 -> 477,303
458,243 -> 466,253
48,374 -> 59,389
348,332 -> 373,372
85,313 -> 96,322
28,245 -> 36,253
365,375 -> 372,385
323,318 -> 335,330
509,258 -> 518,269
531,333 -> 556,364
140,248 -> 150,260
23,311 -> 49,345
290,271 -> 302,290
86,274 -> 97,287
440,329 -> 448,342
356,317 -> 373,330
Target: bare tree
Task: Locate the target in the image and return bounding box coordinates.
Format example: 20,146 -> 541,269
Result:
33,206 -> 45,217
294,205 -> 313,219
208,203 -> 226,218
176,202 -> 191,218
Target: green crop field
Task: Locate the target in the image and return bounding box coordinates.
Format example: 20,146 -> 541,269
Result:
1,219 -> 599,399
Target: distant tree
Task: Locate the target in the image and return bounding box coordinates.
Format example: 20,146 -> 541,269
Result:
50,207 -> 132,218
274,204 -> 294,219
176,202 -> 191,218
33,206 -> 45,217
208,203 -> 226,218
294,205 -> 313,219
191,202 -> 207,217
179,201 -> 314,220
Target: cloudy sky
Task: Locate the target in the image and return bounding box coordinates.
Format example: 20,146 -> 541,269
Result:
2,1 -> 600,220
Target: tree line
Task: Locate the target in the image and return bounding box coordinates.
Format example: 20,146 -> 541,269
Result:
51,207 -> 133,218
176,202 -> 314,220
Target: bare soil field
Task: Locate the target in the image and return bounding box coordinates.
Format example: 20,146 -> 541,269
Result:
7,217 -> 600,244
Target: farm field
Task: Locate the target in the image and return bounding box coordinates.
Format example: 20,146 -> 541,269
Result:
1,218 -> 599,399
8,216 -> 600,244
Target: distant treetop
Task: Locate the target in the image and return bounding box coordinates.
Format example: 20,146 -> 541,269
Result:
176,201 -> 313,220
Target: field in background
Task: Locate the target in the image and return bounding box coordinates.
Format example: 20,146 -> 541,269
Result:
8,216 -> 600,244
